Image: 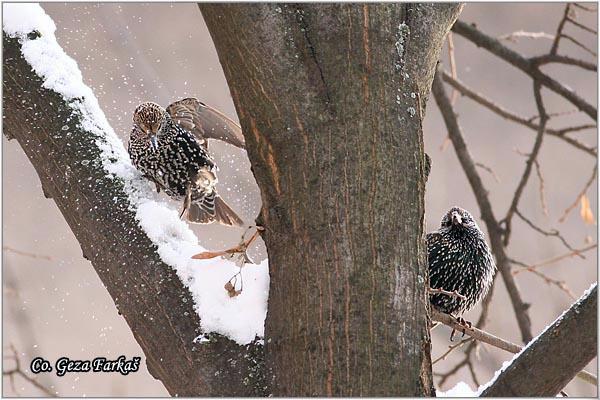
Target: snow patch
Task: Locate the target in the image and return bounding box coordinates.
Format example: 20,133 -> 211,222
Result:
437,381 -> 477,397
4,3 -> 269,345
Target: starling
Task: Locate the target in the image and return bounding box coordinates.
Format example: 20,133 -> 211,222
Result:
427,206 -> 496,320
128,98 -> 245,226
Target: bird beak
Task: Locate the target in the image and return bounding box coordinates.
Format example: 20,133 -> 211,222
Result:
149,134 -> 159,151
451,212 -> 462,226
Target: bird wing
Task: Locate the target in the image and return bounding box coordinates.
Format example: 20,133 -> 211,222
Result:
426,232 -> 442,246
166,97 -> 245,149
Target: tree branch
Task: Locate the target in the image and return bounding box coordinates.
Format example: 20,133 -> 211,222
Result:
440,70 -> 596,156
452,20 -> 597,120
502,83 -> 548,244
479,284 -> 597,396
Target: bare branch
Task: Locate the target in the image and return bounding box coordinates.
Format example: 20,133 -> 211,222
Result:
560,33 -> 597,57
512,244 -> 597,275
452,20 -> 597,120
502,83 -> 548,243
479,285 -> 597,396
566,15 -> 597,35
573,3 -> 597,12
550,4 -> 571,55
533,160 -> 549,216
515,209 -> 582,256
428,286 -> 467,301
440,71 -> 596,156
558,163 -> 598,222
3,344 -> 55,397
432,338 -> 473,365
475,162 -> 501,183
447,32 -> 459,105
510,258 -> 576,299
530,54 -> 596,71
3,246 -> 53,261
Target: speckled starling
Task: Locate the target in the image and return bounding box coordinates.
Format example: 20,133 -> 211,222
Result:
427,206 -> 496,317
128,98 -> 245,226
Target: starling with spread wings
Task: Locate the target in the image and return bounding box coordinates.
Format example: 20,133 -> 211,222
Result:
128,98 -> 245,226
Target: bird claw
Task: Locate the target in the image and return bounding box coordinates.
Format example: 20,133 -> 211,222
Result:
449,316 -> 472,341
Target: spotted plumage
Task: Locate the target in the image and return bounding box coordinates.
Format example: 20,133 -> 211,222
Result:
128,100 -> 244,226
427,206 -> 496,316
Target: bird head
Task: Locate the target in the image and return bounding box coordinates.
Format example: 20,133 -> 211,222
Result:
440,206 -> 477,230
133,102 -> 168,150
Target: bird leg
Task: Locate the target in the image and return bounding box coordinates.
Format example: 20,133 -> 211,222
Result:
180,184 -> 192,219
191,226 -> 265,264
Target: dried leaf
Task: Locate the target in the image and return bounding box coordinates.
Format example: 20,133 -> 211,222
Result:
191,250 -> 229,260
580,194 -> 595,225
224,281 -> 242,297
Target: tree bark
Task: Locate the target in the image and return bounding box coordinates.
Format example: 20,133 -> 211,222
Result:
200,4 -> 462,396
3,33 -> 265,397
481,285 -> 597,397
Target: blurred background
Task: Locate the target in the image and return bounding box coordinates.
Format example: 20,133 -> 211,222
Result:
3,3 -> 597,397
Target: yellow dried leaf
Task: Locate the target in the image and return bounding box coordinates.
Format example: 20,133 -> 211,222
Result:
580,194 -> 595,225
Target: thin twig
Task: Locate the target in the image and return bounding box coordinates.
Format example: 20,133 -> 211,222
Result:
530,54 -> 597,71
510,258 -> 576,299
533,160 -> 549,216
447,32 -> 459,105
502,83 -> 547,246
550,4 -> 571,55
558,164 -> 598,222
452,20 -> 597,120
560,33 -> 597,57
3,344 -> 55,397
428,286 -> 467,301
573,3 -> 597,12
440,71 -> 596,156
515,209 -> 582,256
566,15 -> 597,35
475,162 -> 501,183
512,244 -> 597,275
432,337 -> 473,365
3,246 -> 53,261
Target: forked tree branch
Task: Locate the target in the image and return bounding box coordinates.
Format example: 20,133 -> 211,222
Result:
452,20 -> 597,120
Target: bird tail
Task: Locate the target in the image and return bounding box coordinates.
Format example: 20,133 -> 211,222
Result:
187,192 -> 244,227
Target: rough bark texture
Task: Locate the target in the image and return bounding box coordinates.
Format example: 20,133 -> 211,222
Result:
3,33 -> 265,397
201,4 -> 462,396
481,285 -> 597,397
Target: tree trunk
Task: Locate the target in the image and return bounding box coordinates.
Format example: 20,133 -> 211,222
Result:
480,285 -> 597,397
200,4 -> 462,396
3,33 -> 264,397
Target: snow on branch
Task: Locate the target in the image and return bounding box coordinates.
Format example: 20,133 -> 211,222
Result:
478,283 -> 597,396
3,3 -> 268,345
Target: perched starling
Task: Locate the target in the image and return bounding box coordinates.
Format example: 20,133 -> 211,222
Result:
128,98 -> 245,226
427,206 -> 496,318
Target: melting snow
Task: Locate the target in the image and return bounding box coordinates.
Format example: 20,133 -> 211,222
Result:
3,3 -> 269,345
